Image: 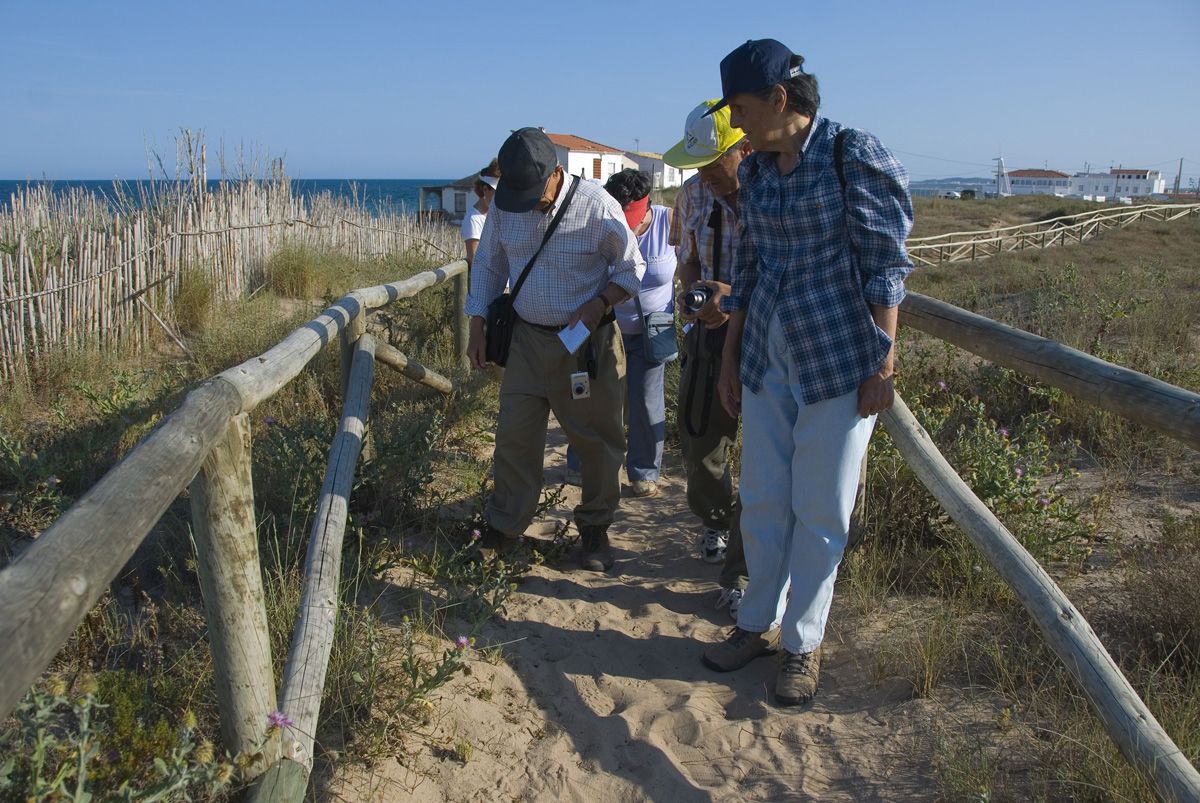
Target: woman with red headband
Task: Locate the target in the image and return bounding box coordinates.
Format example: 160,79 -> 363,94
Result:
566,169 -> 676,498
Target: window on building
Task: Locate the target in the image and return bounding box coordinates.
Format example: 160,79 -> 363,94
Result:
455,192 -> 467,214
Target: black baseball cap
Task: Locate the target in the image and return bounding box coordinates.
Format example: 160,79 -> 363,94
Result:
495,127 -> 559,212
706,39 -> 802,116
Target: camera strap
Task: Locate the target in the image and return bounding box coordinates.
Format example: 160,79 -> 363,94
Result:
683,198 -> 726,438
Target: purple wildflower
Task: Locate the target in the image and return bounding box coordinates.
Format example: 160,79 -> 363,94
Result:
1039,497 -> 1051,507
264,416 -> 277,427
1015,468 -> 1025,478
46,475 -> 60,487
936,380 -> 947,391
998,427 -> 1010,438
267,710 -> 294,730
455,635 -> 471,650
470,528 -> 482,541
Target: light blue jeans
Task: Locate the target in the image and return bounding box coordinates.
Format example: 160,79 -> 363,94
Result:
735,312 -> 876,654
568,332 -> 665,483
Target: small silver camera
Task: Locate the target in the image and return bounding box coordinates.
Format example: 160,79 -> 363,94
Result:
569,371 -> 591,400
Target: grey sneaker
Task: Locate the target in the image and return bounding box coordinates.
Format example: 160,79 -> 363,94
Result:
630,479 -> 658,497
715,587 -> 745,620
702,627 -> 780,672
776,647 -> 822,706
699,528 -> 728,564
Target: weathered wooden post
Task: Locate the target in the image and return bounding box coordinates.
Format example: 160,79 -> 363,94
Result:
340,307 -> 372,462
189,413 -> 279,775
453,268 -> 469,368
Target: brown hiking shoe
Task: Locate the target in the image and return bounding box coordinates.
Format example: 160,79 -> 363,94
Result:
776,647 -> 822,706
578,526 -> 614,572
702,627 -> 780,672
472,525 -> 522,558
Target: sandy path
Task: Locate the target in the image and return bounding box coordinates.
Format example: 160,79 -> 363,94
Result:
327,420 -> 938,802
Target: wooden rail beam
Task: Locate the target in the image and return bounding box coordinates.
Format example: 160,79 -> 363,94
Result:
0,378 -> 243,719
274,332 -> 376,786
881,395 -> 1200,803
900,292 -> 1200,451
374,340 -> 456,395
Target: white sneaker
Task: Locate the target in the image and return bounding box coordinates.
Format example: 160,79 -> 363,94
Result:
699,528 -> 728,564
715,587 -> 745,620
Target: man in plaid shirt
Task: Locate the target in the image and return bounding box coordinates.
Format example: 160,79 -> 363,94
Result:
701,39 -> 913,707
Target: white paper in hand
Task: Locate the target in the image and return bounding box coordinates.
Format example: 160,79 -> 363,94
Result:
558,320 -> 591,354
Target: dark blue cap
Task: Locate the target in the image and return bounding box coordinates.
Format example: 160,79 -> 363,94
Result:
706,39 -> 800,116
495,127 -> 559,213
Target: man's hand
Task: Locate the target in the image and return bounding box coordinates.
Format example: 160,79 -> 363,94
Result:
856,370 -> 895,417
467,316 -> 488,370
696,280 -> 731,329
567,297 -> 606,332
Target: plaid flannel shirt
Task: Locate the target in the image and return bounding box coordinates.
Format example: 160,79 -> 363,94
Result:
722,116 -> 914,402
670,173 -> 738,283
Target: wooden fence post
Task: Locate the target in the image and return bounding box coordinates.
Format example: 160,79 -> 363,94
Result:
340,310 -> 372,462
189,413 -> 279,775
453,269 -> 469,368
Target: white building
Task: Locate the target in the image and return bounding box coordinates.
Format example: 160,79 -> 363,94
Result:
624,151 -> 696,189
1071,169 -> 1165,198
419,174 -> 477,222
1007,169 -> 1071,196
545,132 -> 628,184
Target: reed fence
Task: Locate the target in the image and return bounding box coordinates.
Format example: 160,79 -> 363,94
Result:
0,175 -> 461,381
906,202 -> 1200,267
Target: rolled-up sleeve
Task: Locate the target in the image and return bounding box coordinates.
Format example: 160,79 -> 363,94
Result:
600,216 -> 646,299
844,131 -> 914,308
464,214 -> 507,317
721,220 -> 759,312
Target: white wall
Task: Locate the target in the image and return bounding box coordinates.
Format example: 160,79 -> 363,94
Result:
1008,175 -> 1071,196
559,148 -> 625,182
1070,172 -> 1165,197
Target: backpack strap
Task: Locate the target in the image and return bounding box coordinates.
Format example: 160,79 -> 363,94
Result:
834,128 -> 849,194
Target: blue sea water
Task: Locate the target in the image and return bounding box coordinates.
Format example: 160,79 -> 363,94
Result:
0,178 -> 451,215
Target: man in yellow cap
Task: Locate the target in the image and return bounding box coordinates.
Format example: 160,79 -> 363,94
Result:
664,100 -> 752,614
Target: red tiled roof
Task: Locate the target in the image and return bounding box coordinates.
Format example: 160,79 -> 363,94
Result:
1110,168 -> 1152,176
1008,169 -> 1069,178
546,133 -> 624,154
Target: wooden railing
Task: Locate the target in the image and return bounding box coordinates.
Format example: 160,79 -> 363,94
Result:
0,260 -> 468,799
906,202 -> 1200,267
2,262 -> 1199,800
889,292 -> 1200,803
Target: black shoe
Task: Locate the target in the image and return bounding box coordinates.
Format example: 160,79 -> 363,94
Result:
468,523 -> 522,558
578,525 -> 614,572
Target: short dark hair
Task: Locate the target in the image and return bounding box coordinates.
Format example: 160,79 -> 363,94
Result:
604,169 -> 652,207
753,54 -> 820,117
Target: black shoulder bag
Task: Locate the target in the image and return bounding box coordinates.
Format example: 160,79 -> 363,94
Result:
484,176 -> 579,366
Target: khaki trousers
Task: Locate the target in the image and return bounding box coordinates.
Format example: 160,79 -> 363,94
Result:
486,319 -> 627,534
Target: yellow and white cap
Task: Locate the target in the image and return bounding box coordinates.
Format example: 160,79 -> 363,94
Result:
662,99 -> 744,169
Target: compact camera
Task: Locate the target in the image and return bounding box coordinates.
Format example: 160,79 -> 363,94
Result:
569,371 -> 591,400
682,286 -> 714,314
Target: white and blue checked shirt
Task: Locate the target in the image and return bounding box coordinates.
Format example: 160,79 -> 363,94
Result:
722,117 -> 914,402
464,176 -> 645,326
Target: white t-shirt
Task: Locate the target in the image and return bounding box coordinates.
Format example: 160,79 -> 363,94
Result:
461,206 -> 486,242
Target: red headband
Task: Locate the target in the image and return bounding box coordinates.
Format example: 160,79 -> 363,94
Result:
623,195 -> 650,230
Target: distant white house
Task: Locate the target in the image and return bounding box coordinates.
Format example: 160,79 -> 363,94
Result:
624,151 -> 696,189
1007,169 -> 1071,196
544,132 -> 629,183
419,174 -> 477,223
1070,169 -> 1165,198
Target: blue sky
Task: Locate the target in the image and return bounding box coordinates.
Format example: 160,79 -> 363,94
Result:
2,0 -> 1198,186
